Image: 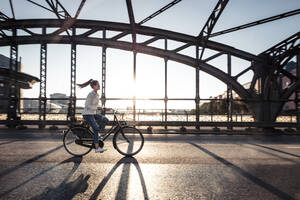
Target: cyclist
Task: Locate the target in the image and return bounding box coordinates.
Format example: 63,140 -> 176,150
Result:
77,79 -> 109,153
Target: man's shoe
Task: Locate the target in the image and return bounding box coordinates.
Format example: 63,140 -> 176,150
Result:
95,147 -> 107,153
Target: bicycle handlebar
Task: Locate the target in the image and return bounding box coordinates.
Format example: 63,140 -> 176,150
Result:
103,108 -> 117,115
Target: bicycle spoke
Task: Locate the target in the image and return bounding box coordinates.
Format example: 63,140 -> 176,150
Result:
114,126 -> 144,156
63,127 -> 93,156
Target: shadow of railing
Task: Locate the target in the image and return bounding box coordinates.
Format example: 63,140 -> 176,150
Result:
0,157 -> 83,199
0,143 -> 66,178
242,144 -> 300,164
249,143 -> 300,158
0,140 -> 17,146
189,142 -> 295,200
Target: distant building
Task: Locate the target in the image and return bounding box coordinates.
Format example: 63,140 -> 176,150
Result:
50,93 -> 69,106
213,81 -> 259,100
212,61 -> 298,111
50,93 -> 69,113
23,100 -> 62,113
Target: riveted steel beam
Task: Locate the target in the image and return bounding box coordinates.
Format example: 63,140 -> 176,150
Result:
39,27 -> 47,128
0,19 -> 263,62
112,0 -> 182,41
198,0 -> 229,38
210,9 -> 300,38
7,28 -> 18,125
101,30 -> 107,109
262,31 -> 300,66
0,34 -> 252,99
9,0 -> 16,19
198,0 -> 229,60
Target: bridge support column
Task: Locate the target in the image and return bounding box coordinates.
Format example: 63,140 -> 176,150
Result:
249,63 -> 283,124
133,51 -> 137,125
195,45 -> 200,130
39,27 -> 47,129
296,52 -> 300,131
164,39 -> 168,130
101,30 -> 107,114
6,28 -> 19,127
68,27 -> 77,122
227,54 -> 233,129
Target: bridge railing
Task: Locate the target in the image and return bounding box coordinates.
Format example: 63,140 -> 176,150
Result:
0,97 -> 298,129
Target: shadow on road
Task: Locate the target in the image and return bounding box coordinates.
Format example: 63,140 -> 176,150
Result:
249,143 -> 300,158
0,157 -> 84,199
0,140 -> 18,146
30,173 -> 90,200
0,144 -> 66,178
189,142 -> 295,200
242,144 -> 300,164
89,156 -> 148,200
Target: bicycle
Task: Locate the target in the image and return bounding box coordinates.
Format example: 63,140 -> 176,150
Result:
63,109 -> 144,157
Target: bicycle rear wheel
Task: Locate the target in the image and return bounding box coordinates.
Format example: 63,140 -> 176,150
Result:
63,127 -> 93,156
113,126 -> 144,156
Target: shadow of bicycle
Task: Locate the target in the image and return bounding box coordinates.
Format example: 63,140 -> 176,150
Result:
90,156 -> 148,200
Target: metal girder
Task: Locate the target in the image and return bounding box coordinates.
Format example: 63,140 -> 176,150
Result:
45,0 -> 71,19
0,19 -> 271,101
210,8 -> 300,38
227,54 -> 233,123
26,0 -> 61,17
79,28 -> 101,37
195,45 -> 200,129
125,0 -> 136,44
1,34 -> 249,100
174,0 -> 229,54
0,19 -> 263,62
198,0 -> 229,60
138,0 -> 182,25
9,0 -> 16,19
234,66 -> 252,80
39,28 -> 47,125
202,52 -> 223,63
141,36 -> 161,45
28,0 -> 86,38
198,0 -> 229,38
74,0 -> 87,19
112,0 -> 182,41
262,32 -> 300,66
164,39 -> 168,129
101,30 -> 107,109
0,12 -> 10,21
69,28 -> 76,120
7,28 -> 18,123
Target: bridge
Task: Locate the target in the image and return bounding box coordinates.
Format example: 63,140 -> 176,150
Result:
0,0 -> 300,131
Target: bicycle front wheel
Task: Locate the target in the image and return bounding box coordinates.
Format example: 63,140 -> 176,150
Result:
63,127 -> 93,157
113,126 -> 144,156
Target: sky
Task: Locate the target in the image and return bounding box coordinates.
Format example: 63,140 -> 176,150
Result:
0,0 -> 300,109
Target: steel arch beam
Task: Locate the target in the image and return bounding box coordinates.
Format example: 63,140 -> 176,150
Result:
0,34 -> 251,99
0,19 -> 263,62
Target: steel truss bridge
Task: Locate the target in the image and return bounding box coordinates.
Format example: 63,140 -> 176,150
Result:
0,0 -> 300,130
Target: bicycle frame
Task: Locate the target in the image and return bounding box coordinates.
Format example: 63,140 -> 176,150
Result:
80,110 -> 125,141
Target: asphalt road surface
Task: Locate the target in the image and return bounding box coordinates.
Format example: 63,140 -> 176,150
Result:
0,129 -> 299,200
